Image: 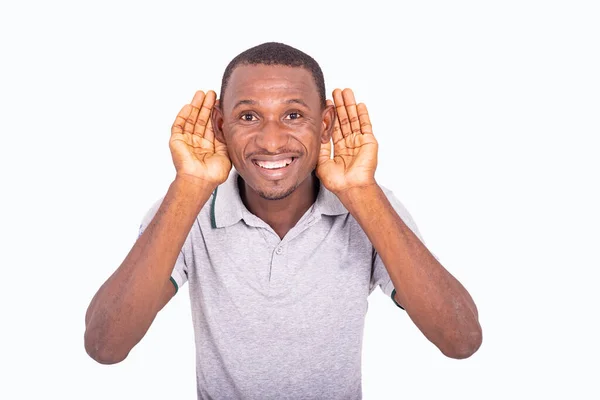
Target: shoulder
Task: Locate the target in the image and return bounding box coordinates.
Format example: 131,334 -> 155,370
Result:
378,183 -> 411,217
377,183 -> 423,241
139,190 -> 216,228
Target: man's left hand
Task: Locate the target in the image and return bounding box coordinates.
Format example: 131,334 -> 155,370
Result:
316,88 -> 379,195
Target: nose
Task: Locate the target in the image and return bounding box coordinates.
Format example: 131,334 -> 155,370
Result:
255,119 -> 290,153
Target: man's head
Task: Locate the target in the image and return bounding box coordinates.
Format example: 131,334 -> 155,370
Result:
212,42 -> 335,200
218,42 -> 327,110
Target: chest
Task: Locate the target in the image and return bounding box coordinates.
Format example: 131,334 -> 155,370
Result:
200,219 -> 371,290
185,218 -> 374,322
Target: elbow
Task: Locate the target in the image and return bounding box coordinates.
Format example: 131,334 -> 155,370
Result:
84,329 -> 129,365
441,326 -> 483,360
86,348 -> 128,365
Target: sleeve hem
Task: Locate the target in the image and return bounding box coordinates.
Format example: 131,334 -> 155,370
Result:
391,289 -> 405,310
169,276 -> 179,294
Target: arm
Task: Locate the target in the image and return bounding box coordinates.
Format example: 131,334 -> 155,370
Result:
317,88 -> 481,359
338,184 -> 482,359
84,90 -> 231,364
84,178 -> 214,364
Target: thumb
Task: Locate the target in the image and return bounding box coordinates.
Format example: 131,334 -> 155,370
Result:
214,137 -> 229,158
318,139 -> 332,166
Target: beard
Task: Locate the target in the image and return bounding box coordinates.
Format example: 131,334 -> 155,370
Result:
255,182 -> 299,200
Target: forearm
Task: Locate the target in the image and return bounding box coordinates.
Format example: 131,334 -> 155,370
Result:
339,184 -> 482,358
84,176 -> 214,363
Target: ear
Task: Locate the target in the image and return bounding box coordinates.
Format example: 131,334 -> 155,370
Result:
320,103 -> 336,144
211,100 -> 226,144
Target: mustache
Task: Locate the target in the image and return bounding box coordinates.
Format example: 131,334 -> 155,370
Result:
245,149 -> 304,158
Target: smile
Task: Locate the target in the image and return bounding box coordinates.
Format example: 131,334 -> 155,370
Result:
251,157 -> 299,180
253,157 -> 296,169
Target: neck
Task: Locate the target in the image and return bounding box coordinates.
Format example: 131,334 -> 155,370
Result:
240,173 -> 319,239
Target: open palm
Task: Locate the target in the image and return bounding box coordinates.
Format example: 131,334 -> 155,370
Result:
316,88 -> 378,194
170,90 -> 231,185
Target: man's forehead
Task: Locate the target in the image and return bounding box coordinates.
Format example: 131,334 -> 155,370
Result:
225,65 -> 319,104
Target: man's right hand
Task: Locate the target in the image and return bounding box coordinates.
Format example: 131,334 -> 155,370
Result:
85,90 -> 230,365
170,90 -> 231,186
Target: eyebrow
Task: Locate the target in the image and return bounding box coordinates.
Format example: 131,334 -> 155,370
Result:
232,98 -> 311,110
285,98 -> 310,108
233,99 -> 257,109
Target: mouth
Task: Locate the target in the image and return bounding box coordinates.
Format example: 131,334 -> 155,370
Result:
252,157 -> 296,170
250,156 -> 299,180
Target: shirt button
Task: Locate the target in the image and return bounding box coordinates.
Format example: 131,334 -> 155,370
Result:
276,246 -> 283,255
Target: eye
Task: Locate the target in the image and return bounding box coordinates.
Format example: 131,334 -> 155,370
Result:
240,113 -> 257,122
286,112 -> 302,120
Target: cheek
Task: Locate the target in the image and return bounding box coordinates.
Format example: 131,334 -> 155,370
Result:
294,132 -> 321,163
223,129 -> 248,157
302,132 -> 322,150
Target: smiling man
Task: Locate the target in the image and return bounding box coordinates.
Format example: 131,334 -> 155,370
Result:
84,42 -> 482,399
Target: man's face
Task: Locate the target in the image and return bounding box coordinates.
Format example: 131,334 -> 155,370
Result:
214,64 -> 333,200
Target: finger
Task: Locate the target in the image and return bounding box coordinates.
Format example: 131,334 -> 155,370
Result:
341,88 -> 361,134
332,89 -> 351,137
326,99 -> 343,145
190,90 -> 206,109
194,90 -> 217,137
357,103 -> 373,135
172,104 -> 192,136
203,117 -> 215,145
184,91 -> 205,134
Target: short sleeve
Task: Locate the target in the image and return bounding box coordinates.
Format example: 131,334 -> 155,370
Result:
369,188 -> 435,308
138,197 -> 189,294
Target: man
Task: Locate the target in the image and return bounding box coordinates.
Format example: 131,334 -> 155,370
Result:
84,42 -> 482,399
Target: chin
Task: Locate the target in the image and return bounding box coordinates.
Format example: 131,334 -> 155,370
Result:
255,184 -> 298,201
237,157 -> 316,201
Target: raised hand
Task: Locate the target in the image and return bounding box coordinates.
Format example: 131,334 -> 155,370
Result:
316,88 -> 378,194
170,90 -> 232,186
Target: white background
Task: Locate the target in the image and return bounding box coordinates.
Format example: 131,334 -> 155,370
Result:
1,1 -> 598,399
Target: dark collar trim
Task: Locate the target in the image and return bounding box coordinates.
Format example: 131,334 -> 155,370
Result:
210,186 -> 218,229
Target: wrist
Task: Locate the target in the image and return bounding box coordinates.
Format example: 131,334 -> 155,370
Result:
335,181 -> 381,211
334,181 -> 378,200
173,174 -> 218,194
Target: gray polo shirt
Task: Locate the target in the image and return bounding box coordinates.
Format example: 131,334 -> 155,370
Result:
139,169 -> 424,400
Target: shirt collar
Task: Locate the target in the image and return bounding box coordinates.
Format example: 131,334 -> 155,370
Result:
210,169 -> 348,229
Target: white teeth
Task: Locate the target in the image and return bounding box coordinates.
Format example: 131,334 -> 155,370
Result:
255,158 -> 293,169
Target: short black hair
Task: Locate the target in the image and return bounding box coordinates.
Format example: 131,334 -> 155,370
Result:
219,42 -> 326,108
